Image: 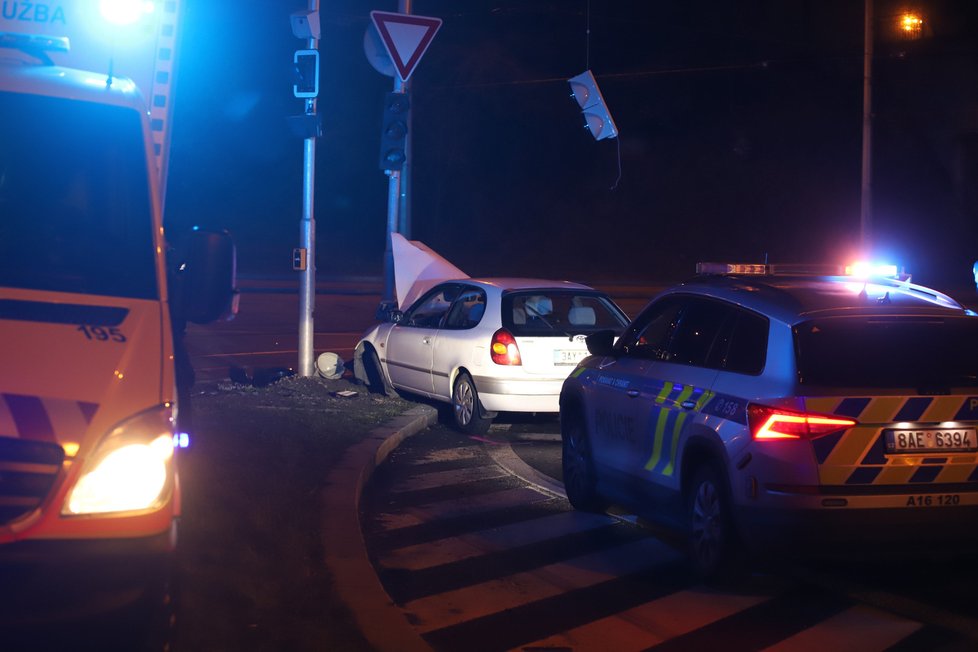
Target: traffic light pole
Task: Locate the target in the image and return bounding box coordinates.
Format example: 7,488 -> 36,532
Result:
380,79 -> 406,313
298,0 -> 320,377
398,0 -> 413,239
383,167 -> 402,307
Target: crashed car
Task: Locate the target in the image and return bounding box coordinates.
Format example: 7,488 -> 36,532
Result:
354,235 -> 629,433
560,262 -> 978,577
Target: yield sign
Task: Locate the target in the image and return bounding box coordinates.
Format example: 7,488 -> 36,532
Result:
369,10 -> 442,82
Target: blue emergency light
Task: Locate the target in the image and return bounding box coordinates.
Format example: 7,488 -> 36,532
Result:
99,0 -> 153,26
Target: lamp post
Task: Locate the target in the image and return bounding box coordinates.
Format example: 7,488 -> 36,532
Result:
860,0 -> 873,252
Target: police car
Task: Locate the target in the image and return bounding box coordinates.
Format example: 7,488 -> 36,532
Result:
559,263 -> 978,577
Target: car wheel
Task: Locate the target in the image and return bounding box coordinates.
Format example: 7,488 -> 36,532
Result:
561,409 -> 605,512
363,347 -> 396,397
686,464 -> 740,580
452,372 -> 491,435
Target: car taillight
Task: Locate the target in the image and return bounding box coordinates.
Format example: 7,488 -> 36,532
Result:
490,328 -> 522,365
748,404 -> 857,441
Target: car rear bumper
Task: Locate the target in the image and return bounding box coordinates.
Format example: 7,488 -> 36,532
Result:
472,374 -> 564,413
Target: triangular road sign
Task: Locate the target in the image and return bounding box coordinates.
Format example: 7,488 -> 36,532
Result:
370,11 -> 442,82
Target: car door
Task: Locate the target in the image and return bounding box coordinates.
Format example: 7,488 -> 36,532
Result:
385,283 -> 461,395
626,297 -> 727,487
430,285 -> 488,400
585,297 -> 685,485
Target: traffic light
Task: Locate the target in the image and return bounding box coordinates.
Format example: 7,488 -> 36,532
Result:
568,70 -> 618,141
293,49 -> 319,98
378,92 -> 410,171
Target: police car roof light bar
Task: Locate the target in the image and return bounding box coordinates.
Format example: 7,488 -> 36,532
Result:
696,262 -> 849,276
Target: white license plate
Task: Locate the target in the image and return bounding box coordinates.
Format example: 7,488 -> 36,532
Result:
554,349 -> 588,366
885,428 -> 978,453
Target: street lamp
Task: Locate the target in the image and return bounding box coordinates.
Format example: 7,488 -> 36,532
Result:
899,12 -> 924,39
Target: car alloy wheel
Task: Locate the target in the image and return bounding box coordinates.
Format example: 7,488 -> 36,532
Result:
452,372 -> 491,435
687,465 -> 737,579
561,411 -> 603,512
364,348 -> 395,397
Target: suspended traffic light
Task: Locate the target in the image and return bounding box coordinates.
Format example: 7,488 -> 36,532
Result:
378,92 -> 410,171
568,70 -> 618,141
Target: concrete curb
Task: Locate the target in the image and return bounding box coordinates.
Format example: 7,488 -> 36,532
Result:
320,405 -> 438,652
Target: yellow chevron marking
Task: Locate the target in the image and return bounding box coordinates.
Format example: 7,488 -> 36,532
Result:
656,382 -> 674,405
820,466 -> 852,485
921,396 -> 964,423
876,464 -> 917,485
859,397 -> 904,423
936,463 -> 977,483
645,408 -> 671,471
674,385 -> 695,407
695,390 -> 715,410
824,425 -> 880,467
662,411 -> 688,477
805,397 -> 843,414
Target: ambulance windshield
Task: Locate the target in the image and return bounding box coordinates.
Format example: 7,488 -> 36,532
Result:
0,92 -> 157,299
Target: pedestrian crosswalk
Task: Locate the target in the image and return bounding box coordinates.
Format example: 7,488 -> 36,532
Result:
361,427 -> 972,651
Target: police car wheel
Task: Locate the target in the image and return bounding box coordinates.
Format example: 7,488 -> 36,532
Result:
453,373 -> 491,435
364,347 -> 396,397
561,410 -> 604,512
687,465 -> 738,579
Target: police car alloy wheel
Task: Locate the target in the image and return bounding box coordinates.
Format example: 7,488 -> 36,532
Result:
453,372 -> 491,435
687,465 -> 738,579
561,408 -> 604,512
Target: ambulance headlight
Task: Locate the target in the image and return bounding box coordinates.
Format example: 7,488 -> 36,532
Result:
63,405 -> 175,516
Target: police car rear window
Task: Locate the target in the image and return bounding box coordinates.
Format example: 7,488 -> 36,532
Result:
794,316 -> 978,388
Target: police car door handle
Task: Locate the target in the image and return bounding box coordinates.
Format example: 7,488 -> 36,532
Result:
626,389 -> 640,398
681,400 -> 696,410
422,336 -> 432,345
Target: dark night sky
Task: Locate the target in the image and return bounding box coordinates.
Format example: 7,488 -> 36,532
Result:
165,1 -> 978,290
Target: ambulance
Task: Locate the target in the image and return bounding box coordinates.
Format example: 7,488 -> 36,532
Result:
0,0 -> 235,631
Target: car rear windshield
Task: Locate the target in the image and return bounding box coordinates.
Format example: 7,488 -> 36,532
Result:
0,92 -> 157,299
502,290 -> 628,337
794,316 -> 978,388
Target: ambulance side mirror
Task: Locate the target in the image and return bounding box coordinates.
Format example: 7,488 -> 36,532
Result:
173,229 -> 239,324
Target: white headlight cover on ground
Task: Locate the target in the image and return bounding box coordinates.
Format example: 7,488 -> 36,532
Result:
63,404 -> 175,515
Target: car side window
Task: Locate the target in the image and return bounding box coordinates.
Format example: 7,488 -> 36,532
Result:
443,287 -> 487,330
620,297 -> 683,360
710,308 -> 770,376
665,297 -> 730,367
402,284 -> 460,329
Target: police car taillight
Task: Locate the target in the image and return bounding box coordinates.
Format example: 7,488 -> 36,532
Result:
490,328 -> 522,365
748,404 -> 857,440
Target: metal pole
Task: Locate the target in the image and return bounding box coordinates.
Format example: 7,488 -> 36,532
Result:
298,0 -> 320,377
382,78 -> 406,310
383,169 -> 402,305
398,0 -> 412,238
860,0 -> 873,251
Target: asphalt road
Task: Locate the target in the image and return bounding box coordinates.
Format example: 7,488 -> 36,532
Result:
362,420 -> 978,651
